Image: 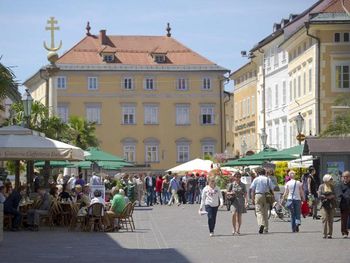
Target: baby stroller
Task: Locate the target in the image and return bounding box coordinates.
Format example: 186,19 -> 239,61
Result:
271,201 -> 290,221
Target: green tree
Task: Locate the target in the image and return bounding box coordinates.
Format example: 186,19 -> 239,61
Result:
68,116 -> 99,150
0,61 -> 20,111
322,95 -> 350,136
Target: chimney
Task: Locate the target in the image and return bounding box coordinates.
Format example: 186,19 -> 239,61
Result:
99,29 -> 107,45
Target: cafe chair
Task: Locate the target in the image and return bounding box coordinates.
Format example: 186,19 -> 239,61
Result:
116,202 -> 133,232
86,203 -> 105,232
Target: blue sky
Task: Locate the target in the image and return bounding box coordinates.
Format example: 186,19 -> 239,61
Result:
0,0 -> 317,92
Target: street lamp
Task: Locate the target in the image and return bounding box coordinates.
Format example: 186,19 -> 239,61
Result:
295,112 -> 305,145
22,89 -> 33,192
260,128 -> 268,150
22,89 -> 33,127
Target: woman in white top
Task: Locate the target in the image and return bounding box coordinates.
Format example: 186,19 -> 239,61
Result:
199,175 -> 223,237
282,170 -> 305,232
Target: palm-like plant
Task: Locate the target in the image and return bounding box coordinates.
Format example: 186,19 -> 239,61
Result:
0,61 -> 19,111
68,116 -> 99,150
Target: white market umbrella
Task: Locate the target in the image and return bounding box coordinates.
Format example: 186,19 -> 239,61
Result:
0,125 -> 84,161
288,155 -> 314,169
166,158 -> 213,174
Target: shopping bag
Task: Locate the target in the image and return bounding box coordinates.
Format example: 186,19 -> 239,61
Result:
301,200 -> 310,217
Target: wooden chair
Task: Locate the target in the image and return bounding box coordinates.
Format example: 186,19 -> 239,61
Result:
69,203 -> 88,231
38,201 -> 56,229
86,203 -> 105,232
3,214 -> 14,230
116,202 -> 133,232
128,202 -> 136,230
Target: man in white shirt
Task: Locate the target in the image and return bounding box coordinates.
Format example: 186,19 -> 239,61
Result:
90,172 -> 102,186
67,174 -> 77,192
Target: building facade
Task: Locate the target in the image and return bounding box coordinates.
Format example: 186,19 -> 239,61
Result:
230,62 -> 258,156
25,27 -> 228,170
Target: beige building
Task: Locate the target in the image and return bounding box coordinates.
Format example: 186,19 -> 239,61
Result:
281,0 -> 350,143
230,62 -> 258,156
24,25 -> 228,170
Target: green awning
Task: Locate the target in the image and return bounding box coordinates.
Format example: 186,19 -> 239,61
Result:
85,147 -> 125,162
224,159 -> 264,167
34,161 -> 72,168
238,148 -> 278,161
261,144 -> 304,161
69,160 -> 133,170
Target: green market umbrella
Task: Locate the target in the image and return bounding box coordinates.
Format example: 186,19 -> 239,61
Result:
85,147 -> 125,162
70,160 -> 133,170
238,148 -> 278,162
258,145 -> 304,161
224,159 -> 264,167
34,160 -> 72,168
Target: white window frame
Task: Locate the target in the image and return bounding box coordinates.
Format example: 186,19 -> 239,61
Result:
283,124 -> 287,149
144,104 -> 158,125
200,105 -> 215,125
309,67 -> 313,93
123,144 -> 136,162
88,77 -> 98,90
57,104 -> 69,123
56,76 -> 67,89
297,74 -> 301,98
282,81 -> 286,105
289,80 -> 292,102
247,97 -> 250,116
122,105 -> 136,125
177,144 -> 190,163
176,78 -> 189,91
202,144 -> 215,158
202,77 -> 211,90
103,55 -> 114,62
144,77 -> 155,90
176,104 -> 190,125
333,63 -> 350,90
275,84 -> 279,108
145,144 -> 159,163
303,71 -> 307,95
85,104 -> 101,124
122,77 -> 134,90
251,96 -> 255,114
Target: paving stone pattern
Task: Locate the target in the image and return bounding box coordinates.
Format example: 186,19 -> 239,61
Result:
0,205 -> 348,263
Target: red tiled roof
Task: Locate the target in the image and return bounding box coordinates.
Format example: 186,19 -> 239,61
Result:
320,0 -> 350,13
57,33 -> 215,65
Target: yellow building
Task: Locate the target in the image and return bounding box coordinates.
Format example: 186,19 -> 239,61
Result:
281,0 -> 350,143
230,62 -> 258,156
24,25 -> 228,170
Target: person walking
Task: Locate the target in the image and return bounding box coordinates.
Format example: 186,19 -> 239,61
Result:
250,167 -> 274,234
337,171 -> 350,238
161,175 -> 170,204
155,175 -> 163,205
168,175 -> 180,206
199,175 -> 223,237
308,167 -> 320,219
282,170 -> 305,232
145,173 -> 154,206
227,172 -> 248,235
197,173 -> 207,204
318,174 -> 336,239
135,174 -> 144,207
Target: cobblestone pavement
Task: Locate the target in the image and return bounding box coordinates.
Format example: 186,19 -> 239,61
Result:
1,204 -> 348,263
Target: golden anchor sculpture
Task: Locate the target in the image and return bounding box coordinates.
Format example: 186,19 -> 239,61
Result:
43,17 -> 62,64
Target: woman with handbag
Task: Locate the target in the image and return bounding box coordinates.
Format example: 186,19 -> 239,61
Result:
282,170 -> 305,232
318,174 -> 336,239
199,175 -> 223,237
227,172 -> 248,235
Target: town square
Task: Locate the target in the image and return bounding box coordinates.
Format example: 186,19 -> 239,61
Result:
0,1 -> 350,263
